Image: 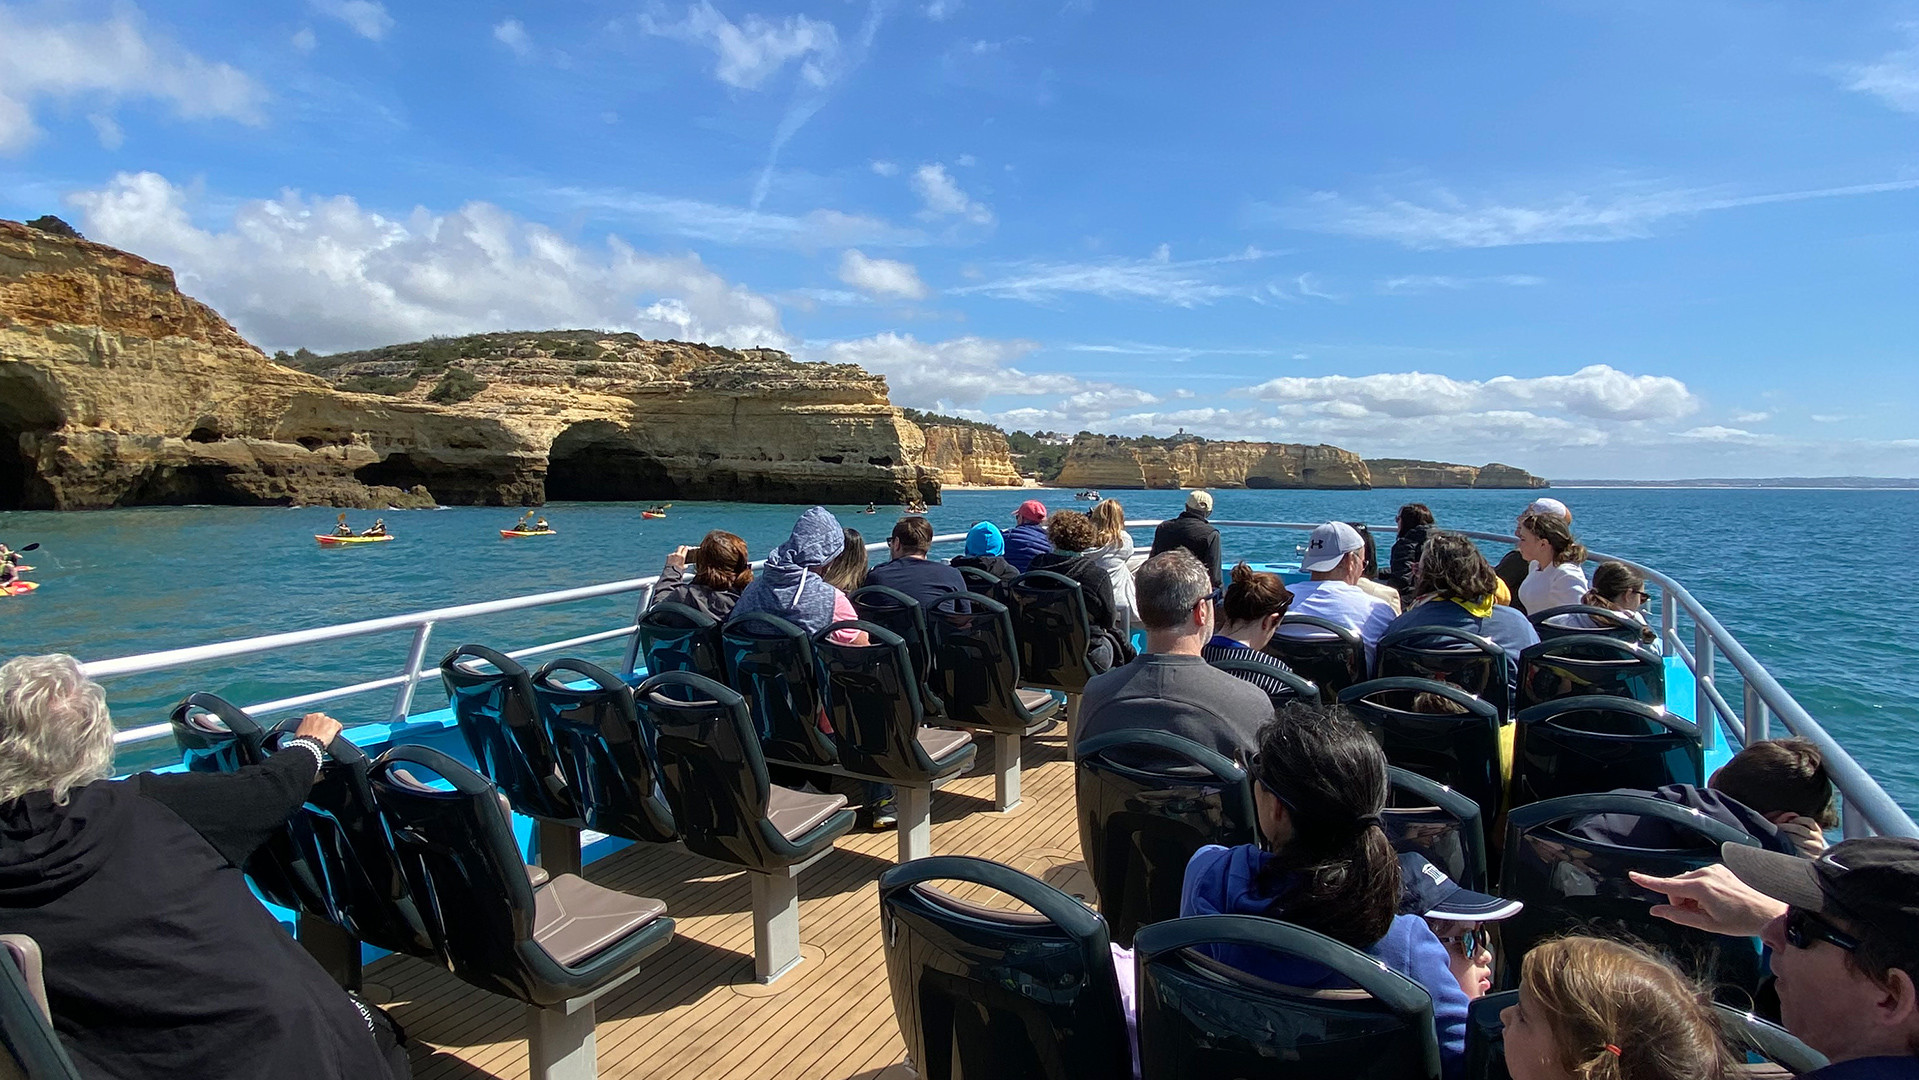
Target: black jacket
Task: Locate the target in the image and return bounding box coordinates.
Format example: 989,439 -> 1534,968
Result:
951,553 -> 1020,585
1566,784 -> 1801,855
1387,524 -> 1430,590
653,560 -> 742,620
0,752 -> 395,1079
1027,550 -> 1137,670
1150,509 -> 1223,586
1494,549 -> 1531,614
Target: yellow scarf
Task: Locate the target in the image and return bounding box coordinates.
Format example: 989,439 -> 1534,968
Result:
1450,595 -> 1496,618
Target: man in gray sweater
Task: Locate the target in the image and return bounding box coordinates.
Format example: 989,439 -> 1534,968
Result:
1073,549 -> 1274,762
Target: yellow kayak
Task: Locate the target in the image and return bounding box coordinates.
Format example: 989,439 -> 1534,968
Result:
500,529 -> 557,538
1,580 -> 39,596
316,534 -> 395,546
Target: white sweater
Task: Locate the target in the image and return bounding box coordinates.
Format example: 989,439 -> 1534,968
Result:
1519,561 -> 1589,614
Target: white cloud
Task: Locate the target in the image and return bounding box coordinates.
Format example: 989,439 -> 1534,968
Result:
1244,365 -> 1699,422
87,113 -> 124,150
869,159 -> 898,177
836,249 -> 928,300
1676,426 -> 1764,442
291,27 -> 318,53
639,2 -> 839,90
809,333 -> 1086,408
542,182 -> 926,249
311,0 -> 393,41
493,19 -> 533,58
1379,274 -> 1546,293
1268,178 -> 1919,250
911,162 -> 994,225
1730,410 -> 1772,423
923,0 -> 962,20
0,5 -> 266,155
67,171 -> 788,354
1809,413 -> 1853,423
952,248 -> 1270,306
1842,37 -> 1919,114
955,153 -> 976,167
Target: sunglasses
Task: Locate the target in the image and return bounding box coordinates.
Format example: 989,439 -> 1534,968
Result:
1435,927 -> 1489,957
1785,907 -> 1860,953
1197,587 -> 1223,607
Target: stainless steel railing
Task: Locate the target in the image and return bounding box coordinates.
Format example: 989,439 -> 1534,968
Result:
79,519 -> 1914,838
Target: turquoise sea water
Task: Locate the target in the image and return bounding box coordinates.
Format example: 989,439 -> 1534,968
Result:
1,488 -> 1913,811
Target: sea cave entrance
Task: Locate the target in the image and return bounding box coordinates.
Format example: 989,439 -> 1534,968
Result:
545,421 -> 673,501
0,368 -> 61,510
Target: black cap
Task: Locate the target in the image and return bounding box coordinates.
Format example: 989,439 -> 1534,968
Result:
1397,853 -> 1523,921
1723,837 -> 1919,951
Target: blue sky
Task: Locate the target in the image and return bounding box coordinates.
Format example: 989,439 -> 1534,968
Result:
2,0 -> 1917,478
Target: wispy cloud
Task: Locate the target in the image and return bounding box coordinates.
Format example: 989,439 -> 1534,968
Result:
638,2 -> 839,89
952,248 -> 1271,306
1841,33 -> 1919,114
837,249 -> 928,300
311,0 -> 393,41
493,19 -> 533,58
1265,178 -> 1919,249
540,182 -> 927,249
1241,364 -> 1699,422
1379,274 -> 1546,293
911,162 -> 994,225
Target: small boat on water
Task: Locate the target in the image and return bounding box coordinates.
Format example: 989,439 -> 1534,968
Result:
640,510 -> 667,519
1,580 -> 38,596
314,534 -> 394,546
500,528 -> 557,538
1074,489 -> 1101,501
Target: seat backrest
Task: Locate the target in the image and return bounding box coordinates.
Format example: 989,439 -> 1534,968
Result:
1134,915 -> 1443,1080
438,644 -> 578,822
1517,635 -> 1665,709
533,658 -> 678,845
877,856 -> 1130,1080
815,621 -> 946,782
1529,604 -> 1646,644
721,612 -> 837,768
1497,793 -> 1762,995
1075,730 -> 1255,947
166,693 -> 434,959
924,592 -> 1042,734
637,601 -> 727,683
851,585 -> 945,717
1004,571 -> 1095,693
1205,656 -> 1319,709
1376,625 -> 1512,718
1384,766 -> 1489,893
1465,991 -> 1828,1080
1512,696 -> 1702,807
370,744 -> 541,1000
956,565 -> 1005,597
0,936 -> 80,1080
633,671 -> 793,871
1265,615 -> 1368,700
1342,677 -> 1505,829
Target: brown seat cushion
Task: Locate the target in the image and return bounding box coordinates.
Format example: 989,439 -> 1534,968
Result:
1018,688 -> 1060,714
917,727 -> 973,761
532,875 -> 668,968
765,786 -> 849,842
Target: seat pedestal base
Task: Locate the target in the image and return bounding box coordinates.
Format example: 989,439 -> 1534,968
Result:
993,732 -> 1022,811
900,786 -> 933,862
1064,694 -> 1082,761
749,854 -> 824,985
527,997 -> 598,1080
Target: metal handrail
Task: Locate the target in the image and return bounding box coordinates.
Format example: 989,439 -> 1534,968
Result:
78,518 -> 1912,837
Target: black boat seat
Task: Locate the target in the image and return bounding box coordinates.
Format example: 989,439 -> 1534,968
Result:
1512,695 -> 1701,807
532,658 -> 678,848
439,644 -> 583,879
1385,766 -> 1489,893
767,786 -> 851,841
636,601 -> 726,683
1205,655 -> 1319,707
1004,570 -> 1098,695
1265,614 -> 1368,700
1342,676 -> 1506,828
1517,635 -> 1665,709
1376,625 -> 1514,719
721,612 -> 838,770
924,591 -> 1062,810
534,875 -> 671,969
0,934 -> 80,1080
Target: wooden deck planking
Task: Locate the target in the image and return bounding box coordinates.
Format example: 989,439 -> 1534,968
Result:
377,730 -> 1087,1080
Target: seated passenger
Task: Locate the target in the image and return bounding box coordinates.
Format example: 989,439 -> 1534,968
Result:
819,527 -> 869,594
1088,498 -> 1139,634
1516,511 -> 1589,615
1276,522 -> 1398,662
1004,500 -> 1054,573
332,513 -> 354,536
951,521 -> 1020,585
1149,490 -> 1223,587
1028,509 -> 1132,675
1074,550 -> 1273,762
1495,497 -> 1570,613
1387,503 -> 1435,597
654,529 -> 753,619
1201,561 -> 1299,696
1570,736 -> 1836,857
1502,936 -> 1733,1080
1347,522 -> 1404,614
729,507 -> 866,646
1564,560 -> 1656,643
1398,853 -> 1523,1001
1181,704 -> 1469,1072
1387,530 -> 1540,671
0,655 -> 409,1079
361,517 -> 387,537
865,516 -> 968,610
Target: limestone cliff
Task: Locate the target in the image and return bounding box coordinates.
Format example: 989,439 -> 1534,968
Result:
1365,459 -> 1549,489
0,220 -> 941,509
918,424 -> 1023,486
1052,434 -> 1371,490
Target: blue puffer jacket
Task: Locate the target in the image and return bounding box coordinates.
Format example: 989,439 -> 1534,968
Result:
1003,523 -> 1054,573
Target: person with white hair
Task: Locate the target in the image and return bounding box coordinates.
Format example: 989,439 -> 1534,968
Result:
0,654 -> 409,1079
1495,497 -> 1570,613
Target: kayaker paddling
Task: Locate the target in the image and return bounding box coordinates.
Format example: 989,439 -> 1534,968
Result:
331,513 -> 354,537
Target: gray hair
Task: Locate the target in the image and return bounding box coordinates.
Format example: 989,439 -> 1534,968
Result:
0,654 -> 115,805
1135,549 -> 1212,630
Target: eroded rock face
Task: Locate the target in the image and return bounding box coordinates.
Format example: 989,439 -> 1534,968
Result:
1365,459 -> 1550,489
1053,435 -> 1371,490
918,425 -> 1023,486
0,221 -> 941,508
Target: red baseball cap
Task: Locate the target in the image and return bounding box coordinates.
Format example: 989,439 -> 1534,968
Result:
1015,500 -> 1048,524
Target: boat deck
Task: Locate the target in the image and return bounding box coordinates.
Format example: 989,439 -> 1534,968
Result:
374,732 -> 1089,1080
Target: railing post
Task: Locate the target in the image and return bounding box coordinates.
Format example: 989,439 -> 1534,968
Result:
389,621 -> 436,724
1660,590 -> 1678,659
621,584 -> 656,678
1694,623 -> 1716,751
1743,681 -> 1770,745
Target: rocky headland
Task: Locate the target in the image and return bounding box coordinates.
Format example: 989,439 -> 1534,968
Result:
1049,434 -> 1547,490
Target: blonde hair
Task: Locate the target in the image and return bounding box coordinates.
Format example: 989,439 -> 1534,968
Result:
1522,936 -> 1733,1080
0,654 -> 116,805
1089,499 -> 1127,546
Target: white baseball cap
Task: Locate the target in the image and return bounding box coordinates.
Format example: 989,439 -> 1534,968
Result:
1523,497 -> 1570,522
1301,521 -> 1363,573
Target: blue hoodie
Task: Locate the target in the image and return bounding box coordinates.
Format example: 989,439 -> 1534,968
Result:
1181,843 -> 1469,1077
729,506 -> 845,636
964,521 -> 1005,556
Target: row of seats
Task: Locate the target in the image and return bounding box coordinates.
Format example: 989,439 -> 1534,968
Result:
876,854 -> 1820,1080
167,692 -> 676,1080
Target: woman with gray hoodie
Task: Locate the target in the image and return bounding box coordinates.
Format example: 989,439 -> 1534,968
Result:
728,506 -> 865,646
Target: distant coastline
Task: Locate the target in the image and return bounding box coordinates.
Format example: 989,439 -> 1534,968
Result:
1554,477 -> 1919,490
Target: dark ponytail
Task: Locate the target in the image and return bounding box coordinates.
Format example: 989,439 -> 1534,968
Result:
1251,703 -> 1400,949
